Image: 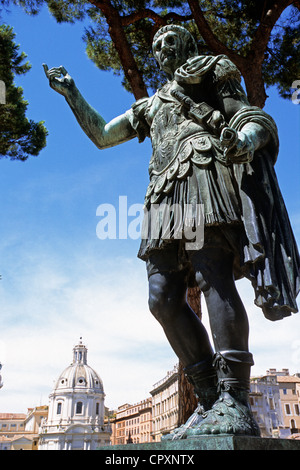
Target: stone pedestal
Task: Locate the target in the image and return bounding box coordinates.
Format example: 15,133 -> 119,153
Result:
99,435 -> 300,451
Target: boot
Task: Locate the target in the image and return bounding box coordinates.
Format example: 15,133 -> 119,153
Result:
162,356 -> 218,440
186,350 -> 260,437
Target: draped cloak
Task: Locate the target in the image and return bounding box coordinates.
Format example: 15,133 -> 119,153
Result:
126,54 -> 300,321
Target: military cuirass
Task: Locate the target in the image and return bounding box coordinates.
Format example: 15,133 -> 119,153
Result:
143,83 -> 226,207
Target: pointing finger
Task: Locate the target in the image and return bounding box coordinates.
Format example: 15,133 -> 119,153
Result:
42,63 -> 49,77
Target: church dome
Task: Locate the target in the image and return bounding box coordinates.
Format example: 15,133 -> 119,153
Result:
54,338 -> 104,393
39,338 -> 111,450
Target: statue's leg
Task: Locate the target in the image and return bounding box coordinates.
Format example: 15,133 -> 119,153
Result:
165,358 -> 218,440
147,248 -> 218,439
186,349 -> 260,437
186,236 -> 260,436
148,268 -> 213,367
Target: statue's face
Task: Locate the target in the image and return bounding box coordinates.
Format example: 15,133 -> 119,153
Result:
153,31 -> 187,76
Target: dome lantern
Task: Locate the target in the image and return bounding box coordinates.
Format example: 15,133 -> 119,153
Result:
73,337 -> 88,365
38,339 -> 111,450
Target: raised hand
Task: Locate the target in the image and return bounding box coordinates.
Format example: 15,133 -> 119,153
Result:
43,64 -> 75,97
42,63 -> 136,150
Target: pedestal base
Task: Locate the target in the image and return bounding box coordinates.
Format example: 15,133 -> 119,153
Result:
99,435 -> 300,451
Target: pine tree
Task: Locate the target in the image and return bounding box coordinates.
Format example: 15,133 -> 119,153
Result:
43,0 -> 300,107
0,23 -> 47,160
4,1 -> 300,104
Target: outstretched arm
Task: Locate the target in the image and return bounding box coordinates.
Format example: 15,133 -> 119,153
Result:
43,65 -> 137,149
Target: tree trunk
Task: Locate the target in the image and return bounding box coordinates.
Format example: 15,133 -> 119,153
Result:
90,0 -> 148,100
178,286 -> 202,426
188,0 -> 294,108
241,63 -> 268,108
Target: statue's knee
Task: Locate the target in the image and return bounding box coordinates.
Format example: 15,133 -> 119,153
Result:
148,271 -> 188,325
148,290 -> 160,319
148,283 -> 177,326
148,290 -> 170,324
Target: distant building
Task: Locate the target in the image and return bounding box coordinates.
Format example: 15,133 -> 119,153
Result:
0,434 -> 33,450
0,412 -> 35,450
267,369 -> 300,435
3,357 -> 300,447
150,365 -> 179,442
250,374 -> 283,437
38,339 -> 111,450
111,398 -> 152,445
0,362 -> 3,389
24,406 -> 48,448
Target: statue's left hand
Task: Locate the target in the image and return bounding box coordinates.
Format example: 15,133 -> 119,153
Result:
221,128 -> 255,164
43,64 -> 75,98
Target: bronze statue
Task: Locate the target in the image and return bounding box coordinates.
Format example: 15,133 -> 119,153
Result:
44,25 -> 300,438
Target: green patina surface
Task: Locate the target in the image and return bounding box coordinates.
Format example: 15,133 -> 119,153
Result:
99,436 -> 300,451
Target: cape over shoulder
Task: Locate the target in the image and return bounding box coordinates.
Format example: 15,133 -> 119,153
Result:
174,54 -> 241,85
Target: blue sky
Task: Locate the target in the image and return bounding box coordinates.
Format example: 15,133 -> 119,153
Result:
0,4 -> 299,413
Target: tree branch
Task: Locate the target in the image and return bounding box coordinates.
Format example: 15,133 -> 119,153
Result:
186,0 -> 242,62
88,0 -> 296,108
121,8 -> 193,27
88,0 -> 149,99
249,0 -> 294,64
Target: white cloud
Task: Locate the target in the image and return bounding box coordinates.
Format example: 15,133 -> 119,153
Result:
0,246 -> 176,413
1,234 -> 299,414
237,279 -> 300,375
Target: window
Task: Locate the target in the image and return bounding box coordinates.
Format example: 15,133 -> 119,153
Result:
285,404 -> 291,415
77,376 -> 86,386
291,419 -> 296,430
57,402 -> 62,414
96,403 -> 100,415
76,401 -> 83,414
295,404 -> 300,416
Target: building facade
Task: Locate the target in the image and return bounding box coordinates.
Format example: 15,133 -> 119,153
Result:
111,398 -> 152,445
0,362 -> 3,389
0,413 -> 28,450
111,365 -> 300,444
150,365 -> 179,442
270,369 -> 300,435
0,409 -> 46,450
250,374 -> 284,437
38,339 -> 111,450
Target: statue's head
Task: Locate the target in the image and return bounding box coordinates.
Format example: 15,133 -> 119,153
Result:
152,25 -> 198,76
